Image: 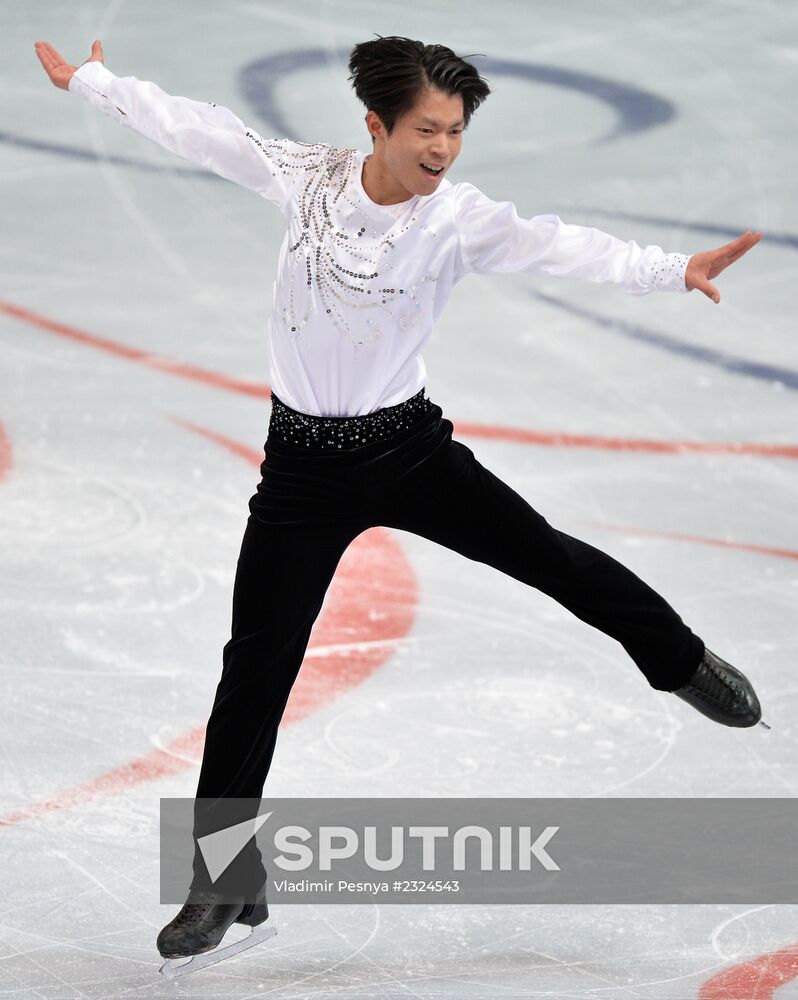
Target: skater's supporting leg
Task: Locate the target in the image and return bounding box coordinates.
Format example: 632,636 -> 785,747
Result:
186,510 -> 364,900
381,435 -> 703,691
196,513 -> 363,801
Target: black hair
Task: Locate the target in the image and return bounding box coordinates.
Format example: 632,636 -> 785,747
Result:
348,35 -> 491,139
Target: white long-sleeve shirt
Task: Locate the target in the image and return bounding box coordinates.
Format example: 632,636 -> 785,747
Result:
68,61 -> 691,417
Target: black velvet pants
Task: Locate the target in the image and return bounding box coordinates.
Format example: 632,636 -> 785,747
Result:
194,393 -> 704,809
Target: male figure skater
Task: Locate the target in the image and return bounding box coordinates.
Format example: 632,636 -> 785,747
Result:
36,34 -> 764,972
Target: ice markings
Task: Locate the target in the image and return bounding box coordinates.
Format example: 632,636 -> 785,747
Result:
532,286 -> 798,393
0,552 -> 206,615
0,456 -> 208,612
240,49 -> 675,146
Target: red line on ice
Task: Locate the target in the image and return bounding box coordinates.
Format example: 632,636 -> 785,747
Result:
453,421 -> 798,460
0,298 -> 269,400
700,944 -> 798,998
0,424 -> 418,826
169,416 -> 263,465
3,296 -> 797,458
584,521 -> 798,562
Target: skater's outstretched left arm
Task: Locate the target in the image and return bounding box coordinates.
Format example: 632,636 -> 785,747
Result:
454,182 -> 761,303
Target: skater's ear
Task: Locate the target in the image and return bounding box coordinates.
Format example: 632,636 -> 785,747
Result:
365,109 -> 389,144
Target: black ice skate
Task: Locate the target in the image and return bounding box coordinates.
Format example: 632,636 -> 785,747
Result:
157,884 -> 276,979
673,647 -> 767,729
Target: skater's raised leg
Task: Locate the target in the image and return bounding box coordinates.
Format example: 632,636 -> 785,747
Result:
380,431 -> 761,725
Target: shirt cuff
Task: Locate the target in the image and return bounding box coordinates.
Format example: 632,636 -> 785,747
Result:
68,61 -> 127,119
68,59 -> 117,94
650,251 -> 690,293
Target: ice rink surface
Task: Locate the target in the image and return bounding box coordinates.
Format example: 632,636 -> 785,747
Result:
2,0 -> 797,996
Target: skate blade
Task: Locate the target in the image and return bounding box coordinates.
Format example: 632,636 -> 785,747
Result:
759,719 -> 772,731
158,923 -> 277,980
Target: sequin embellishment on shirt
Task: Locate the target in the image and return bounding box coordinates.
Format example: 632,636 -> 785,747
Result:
244,138 -> 439,358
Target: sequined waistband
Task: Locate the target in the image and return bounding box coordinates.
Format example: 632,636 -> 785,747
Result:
268,388 -> 433,450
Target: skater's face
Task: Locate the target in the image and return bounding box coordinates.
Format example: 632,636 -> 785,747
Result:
364,87 -> 464,203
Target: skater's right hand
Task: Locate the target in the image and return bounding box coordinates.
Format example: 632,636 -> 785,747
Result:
34,39 -> 104,91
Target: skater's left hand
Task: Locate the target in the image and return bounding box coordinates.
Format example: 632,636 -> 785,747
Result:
685,230 -> 762,304
34,39 -> 104,91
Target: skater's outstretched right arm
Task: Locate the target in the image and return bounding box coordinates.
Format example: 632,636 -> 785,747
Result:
34,39 -> 319,211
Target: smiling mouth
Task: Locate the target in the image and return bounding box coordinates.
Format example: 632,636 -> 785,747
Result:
420,163 -> 444,176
